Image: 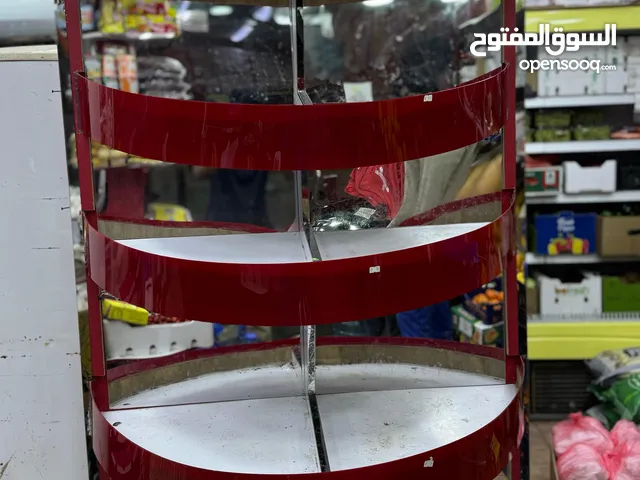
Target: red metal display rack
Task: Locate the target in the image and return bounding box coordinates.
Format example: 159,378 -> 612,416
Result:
65,0 -> 522,478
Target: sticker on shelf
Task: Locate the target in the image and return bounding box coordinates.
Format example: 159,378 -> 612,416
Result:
343,82 -> 373,103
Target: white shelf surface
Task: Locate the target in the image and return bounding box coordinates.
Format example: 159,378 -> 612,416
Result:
118,231 -> 313,264
315,223 -> 488,260
526,253 -> 640,265
526,190 -> 640,204
116,223 -> 490,264
105,396 -> 321,474
525,94 -> 636,109
317,384 -> 517,471
105,365 -> 515,474
83,31 -> 176,41
526,139 -> 640,155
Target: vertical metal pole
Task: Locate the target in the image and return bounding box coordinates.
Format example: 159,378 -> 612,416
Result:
502,0 -> 519,373
502,1 -> 523,478
64,0 -> 108,410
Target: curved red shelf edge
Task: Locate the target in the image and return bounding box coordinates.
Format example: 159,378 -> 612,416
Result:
92,337 -> 518,480
77,65 -> 506,170
87,189 -> 515,326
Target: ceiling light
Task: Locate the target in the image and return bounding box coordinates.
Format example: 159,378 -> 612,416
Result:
362,0 -> 393,6
210,5 -> 233,16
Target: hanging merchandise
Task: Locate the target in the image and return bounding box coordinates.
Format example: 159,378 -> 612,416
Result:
99,0 -> 178,34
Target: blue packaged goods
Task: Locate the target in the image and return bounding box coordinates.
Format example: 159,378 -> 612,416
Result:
534,211 -> 597,255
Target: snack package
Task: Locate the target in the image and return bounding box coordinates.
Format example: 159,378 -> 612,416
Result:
99,0 -> 125,34
557,443 -> 609,480
552,413 -> 614,456
587,347 -> 640,384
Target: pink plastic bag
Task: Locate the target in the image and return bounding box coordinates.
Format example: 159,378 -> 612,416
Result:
604,440 -> 640,480
611,420 -> 640,446
557,443 -> 609,480
553,413 -> 614,456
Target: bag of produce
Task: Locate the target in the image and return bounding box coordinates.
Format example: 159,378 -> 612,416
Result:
603,440 -> 640,480
557,443 -> 608,480
553,413 -> 614,456
586,404 -> 621,431
611,420 -> 640,445
591,375 -> 640,423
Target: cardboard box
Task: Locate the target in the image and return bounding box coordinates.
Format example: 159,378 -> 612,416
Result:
539,273 -> 602,316
526,167 -> 562,196
563,159 -> 617,194
535,211 -> 597,255
597,215 -> 640,257
602,275 -> 640,312
452,305 -> 503,346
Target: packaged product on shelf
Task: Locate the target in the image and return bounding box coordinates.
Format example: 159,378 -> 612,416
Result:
563,160 -> 616,194
526,277 -> 539,316
451,305 -> 502,346
101,50 -> 119,89
573,110 -> 604,127
526,164 -> 562,196
535,110 -> 571,129
534,128 -> 571,143
538,273 -> 602,317
102,298 -> 149,325
602,275 -> 640,312
597,213 -> 640,257
617,161 -> 640,191
534,211 -> 597,255
116,52 -> 139,93
85,55 -> 102,83
98,0 -> 125,34
463,278 -> 503,324
573,125 -> 611,141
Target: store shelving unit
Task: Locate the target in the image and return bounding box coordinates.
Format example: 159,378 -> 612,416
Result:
524,94 -> 637,109
523,2 -> 640,395
525,253 -> 640,265
525,139 -> 640,155
65,0 -> 523,478
526,191 -> 640,205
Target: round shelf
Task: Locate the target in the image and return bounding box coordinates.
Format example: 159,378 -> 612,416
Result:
94,339 -> 521,479
87,189 -> 514,326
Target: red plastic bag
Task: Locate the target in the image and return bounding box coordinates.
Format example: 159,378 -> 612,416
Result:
553,413 -> 614,456
603,439 -> 640,480
611,420 -> 640,446
557,443 -> 609,480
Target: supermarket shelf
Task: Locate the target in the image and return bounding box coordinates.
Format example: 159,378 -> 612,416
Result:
526,139 -> 640,155
528,315 -> 640,360
525,94 -> 636,109
525,5 -> 640,33
82,31 -> 177,41
526,190 -> 640,205
525,253 -> 640,265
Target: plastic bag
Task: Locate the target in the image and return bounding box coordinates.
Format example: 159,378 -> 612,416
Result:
603,440 -> 640,480
611,420 -> 640,445
552,413 -> 614,456
557,443 -> 609,480
591,375 -> 640,422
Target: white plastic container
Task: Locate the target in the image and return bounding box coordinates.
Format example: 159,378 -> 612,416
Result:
104,319 -> 215,360
564,159 -> 617,194
539,273 -> 602,317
